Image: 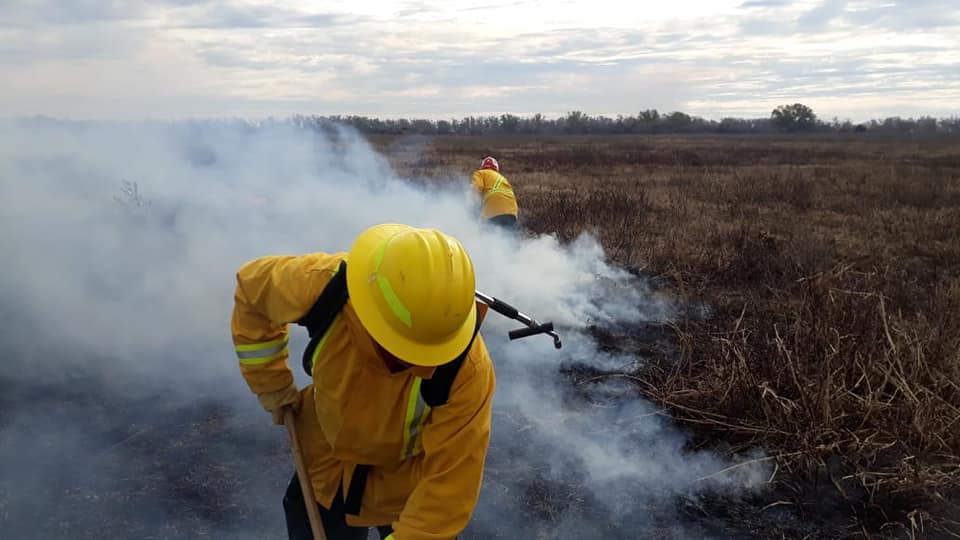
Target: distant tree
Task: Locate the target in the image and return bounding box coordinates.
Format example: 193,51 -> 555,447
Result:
638,109 -> 660,123
718,117 -> 754,133
410,119 -> 436,135
663,111 -> 692,131
482,115 -> 501,133
563,110 -> 589,134
941,117 -> 960,135
882,116 -> 907,133
289,110 -> 957,137
461,116 -> 482,135
916,116 -> 938,134
636,109 -> 660,133
500,114 -> 520,134
771,103 -> 818,132
529,113 -> 545,134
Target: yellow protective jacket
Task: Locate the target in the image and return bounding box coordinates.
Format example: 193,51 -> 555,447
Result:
471,169 -> 518,220
231,252 -> 495,540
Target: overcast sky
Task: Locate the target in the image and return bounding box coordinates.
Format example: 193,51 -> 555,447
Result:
2,0 -> 958,121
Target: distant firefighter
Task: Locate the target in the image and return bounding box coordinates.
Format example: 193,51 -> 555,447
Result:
470,156 -> 518,228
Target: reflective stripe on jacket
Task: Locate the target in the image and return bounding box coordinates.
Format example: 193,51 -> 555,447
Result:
231,252 -> 495,539
471,169 -> 518,220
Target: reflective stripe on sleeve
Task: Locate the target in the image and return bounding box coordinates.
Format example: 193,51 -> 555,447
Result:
235,336 -> 288,365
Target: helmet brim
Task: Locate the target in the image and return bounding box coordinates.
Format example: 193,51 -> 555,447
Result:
346,224 -> 478,367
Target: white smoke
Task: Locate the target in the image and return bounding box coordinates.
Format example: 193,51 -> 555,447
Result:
0,118 -> 767,539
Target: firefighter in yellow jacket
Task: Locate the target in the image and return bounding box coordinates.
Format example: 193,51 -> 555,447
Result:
471,156 -> 518,228
231,223 -> 495,540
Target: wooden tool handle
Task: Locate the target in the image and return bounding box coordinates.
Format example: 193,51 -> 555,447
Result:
284,407 -> 327,540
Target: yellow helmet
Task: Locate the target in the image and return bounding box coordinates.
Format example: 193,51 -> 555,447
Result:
346,224 -> 477,366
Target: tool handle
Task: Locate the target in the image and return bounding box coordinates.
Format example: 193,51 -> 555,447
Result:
486,297 -> 519,319
284,408 -> 327,540
508,322 -> 554,340
475,290 -> 562,349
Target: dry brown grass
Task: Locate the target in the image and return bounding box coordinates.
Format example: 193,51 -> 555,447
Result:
376,133 -> 960,538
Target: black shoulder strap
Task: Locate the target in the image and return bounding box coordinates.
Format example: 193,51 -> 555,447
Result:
296,260 -> 348,375
419,304 -> 485,407
420,355 -> 467,408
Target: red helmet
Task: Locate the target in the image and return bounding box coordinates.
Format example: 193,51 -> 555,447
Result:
479,156 -> 500,172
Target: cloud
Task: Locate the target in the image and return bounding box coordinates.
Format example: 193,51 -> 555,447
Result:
180,24 -> 715,114
0,0 -> 145,26
845,0 -> 960,30
739,0 -> 960,34
173,4 -> 353,29
460,0 -> 529,11
0,25 -> 151,66
797,0 -> 848,30
740,0 -> 791,7
0,0 -> 957,119
0,0 -> 351,30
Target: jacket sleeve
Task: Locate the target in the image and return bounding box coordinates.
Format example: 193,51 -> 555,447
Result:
470,170 -> 487,194
391,337 -> 496,540
231,253 -> 339,395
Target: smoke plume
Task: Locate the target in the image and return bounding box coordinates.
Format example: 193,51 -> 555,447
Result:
0,118 -> 767,539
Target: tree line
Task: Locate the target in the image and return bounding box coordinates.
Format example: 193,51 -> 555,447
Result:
290,104 -> 959,136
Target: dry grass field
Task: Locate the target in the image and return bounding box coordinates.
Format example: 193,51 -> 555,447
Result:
375,133 -> 960,538
2,130 -> 956,539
